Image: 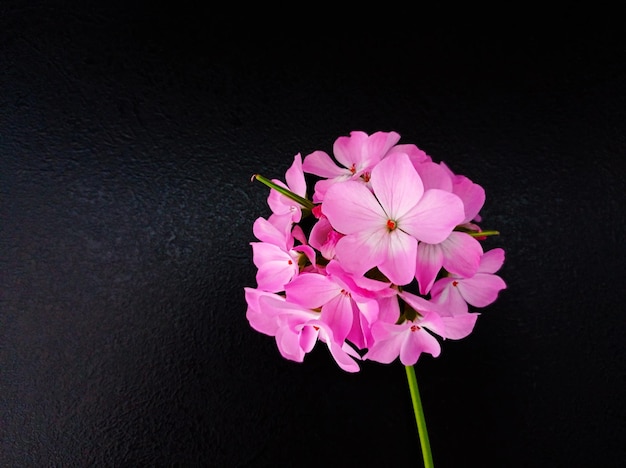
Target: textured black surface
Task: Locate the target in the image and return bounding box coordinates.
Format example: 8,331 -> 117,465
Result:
2,3 -> 625,467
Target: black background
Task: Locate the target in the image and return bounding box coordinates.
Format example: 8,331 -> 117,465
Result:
2,3 -> 625,467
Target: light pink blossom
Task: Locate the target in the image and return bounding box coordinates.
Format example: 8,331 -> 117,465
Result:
440,162 -> 486,224
364,291 -> 478,366
322,153 -> 465,285
251,292 -> 360,372
302,130 -> 401,202
415,232 -> 483,295
251,215 -> 316,293
431,248 -> 507,315
285,262 -> 381,349
267,153 -> 308,223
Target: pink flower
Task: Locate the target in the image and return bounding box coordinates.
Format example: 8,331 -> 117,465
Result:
251,242 -> 301,293
440,162 -> 486,224
250,214 -> 316,293
431,248 -> 507,315
284,261 -> 382,349
415,232 -> 483,295
246,290 -> 360,372
322,153 -> 465,285
364,291 -> 478,366
308,215 -> 343,261
302,130 -> 401,202
267,154 -> 308,223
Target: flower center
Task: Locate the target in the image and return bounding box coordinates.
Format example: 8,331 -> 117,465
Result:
410,324 -> 420,332
452,280 -> 459,287
386,219 -> 397,231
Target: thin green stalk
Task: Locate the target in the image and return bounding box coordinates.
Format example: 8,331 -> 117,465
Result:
405,365 -> 434,468
251,174 -> 314,210
468,230 -> 500,237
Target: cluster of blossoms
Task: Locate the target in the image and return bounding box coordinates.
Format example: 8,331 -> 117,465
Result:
245,131 -> 506,372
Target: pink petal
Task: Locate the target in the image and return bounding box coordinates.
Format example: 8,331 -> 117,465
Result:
379,229 -> 418,286
285,153 -> 307,198
326,260 -> 392,299
302,150 -> 348,178
414,161 -> 453,191
478,248 -> 506,274
253,215 -> 293,250
309,217 -> 342,261
346,298 -> 378,349
244,288 -> 281,336
363,322 -> 405,364
416,310 -> 446,337
293,244 -> 317,269
457,273 -> 507,307
323,180 -> 386,235
321,294 -> 355,343
333,131 -> 369,169
370,153 -> 424,219
430,278 -> 469,315
386,143 -> 431,165
312,320 -> 361,372
441,232 -> 483,278
298,324 -> 318,354
400,327 -> 441,365
251,242 -> 298,292
377,294 -> 401,324
333,228 -> 389,278
399,291 -> 442,317
360,130 -> 402,168
440,314 -> 479,339
276,326 -> 306,362
284,273 -> 340,309
415,242 -> 444,295
401,189 -> 465,244
453,175 -> 486,223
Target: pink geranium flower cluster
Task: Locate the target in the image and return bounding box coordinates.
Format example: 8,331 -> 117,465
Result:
245,131 -> 506,372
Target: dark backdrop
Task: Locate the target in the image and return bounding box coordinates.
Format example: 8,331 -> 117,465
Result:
2,3 -> 625,467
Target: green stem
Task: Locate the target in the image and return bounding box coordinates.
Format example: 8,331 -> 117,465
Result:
468,230 -> 500,237
405,365 -> 434,468
251,174 -> 314,210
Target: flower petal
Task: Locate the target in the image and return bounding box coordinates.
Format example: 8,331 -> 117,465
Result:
333,131 -> 369,169
360,130 -> 402,169
333,228 -> 389,277
244,288 -> 281,336
441,232 -> 483,278
415,242 -> 444,295
285,153 -> 307,197
400,327 -> 441,365
440,313 -> 479,339
321,294 -> 354,343
453,174 -> 486,223
251,242 -> 298,292
414,161 -> 453,191
379,229 -> 418,286
323,180 -> 386,235
401,189 -> 465,244
430,277 -> 469,316
478,248 -> 506,274
370,153 -> 424,219
302,150 -> 348,178
457,273 -> 507,308
363,322 -> 405,364
284,273 -> 340,309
